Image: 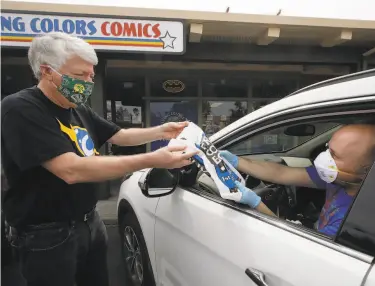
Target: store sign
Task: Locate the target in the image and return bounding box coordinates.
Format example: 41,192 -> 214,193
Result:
162,80 -> 185,93
1,13 -> 185,53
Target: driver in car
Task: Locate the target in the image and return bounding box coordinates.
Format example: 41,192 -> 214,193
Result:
220,124 -> 375,236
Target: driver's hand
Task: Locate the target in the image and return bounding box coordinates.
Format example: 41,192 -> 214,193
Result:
219,150 -> 239,169
235,181 -> 261,209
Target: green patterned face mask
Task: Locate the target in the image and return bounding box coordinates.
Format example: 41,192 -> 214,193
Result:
51,67 -> 94,106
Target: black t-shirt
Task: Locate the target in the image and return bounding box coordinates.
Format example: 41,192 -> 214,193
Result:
1,86 -> 121,227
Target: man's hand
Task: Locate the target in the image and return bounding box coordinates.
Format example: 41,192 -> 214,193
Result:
158,121 -> 189,140
220,150 -> 239,169
235,181 -> 261,208
149,145 -> 198,169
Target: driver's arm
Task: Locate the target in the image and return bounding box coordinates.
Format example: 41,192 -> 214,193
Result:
238,158 -> 315,188
233,180 -> 277,217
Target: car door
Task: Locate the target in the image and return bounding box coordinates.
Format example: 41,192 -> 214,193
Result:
153,99 -> 375,286
337,161 -> 375,286
154,188 -> 372,286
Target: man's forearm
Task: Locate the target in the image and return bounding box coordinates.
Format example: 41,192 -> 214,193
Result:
109,127 -> 162,146
238,157 -> 314,187
238,157 -> 288,184
69,153 -> 155,184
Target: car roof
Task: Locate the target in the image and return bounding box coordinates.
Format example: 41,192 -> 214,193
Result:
210,69 -> 375,142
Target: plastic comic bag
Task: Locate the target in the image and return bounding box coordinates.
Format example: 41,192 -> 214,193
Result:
168,122 -> 245,201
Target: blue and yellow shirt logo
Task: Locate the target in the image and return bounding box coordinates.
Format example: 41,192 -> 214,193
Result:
57,119 -> 99,157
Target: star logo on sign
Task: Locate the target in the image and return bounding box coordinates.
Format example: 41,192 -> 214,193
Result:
159,31 -> 176,49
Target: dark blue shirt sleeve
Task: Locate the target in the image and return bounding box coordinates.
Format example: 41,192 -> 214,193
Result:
318,219 -> 342,237
305,166 -> 327,189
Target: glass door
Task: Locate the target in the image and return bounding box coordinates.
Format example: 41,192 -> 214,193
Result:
150,101 -> 198,151
149,76 -> 199,151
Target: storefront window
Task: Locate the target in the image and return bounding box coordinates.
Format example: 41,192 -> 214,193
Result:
249,100 -> 275,112
150,78 -> 198,97
114,102 -> 142,125
252,78 -> 298,99
202,79 -> 248,98
106,100 -> 112,121
106,76 -> 145,102
1,63 -> 36,100
106,99 -> 145,155
202,101 -> 247,137
300,75 -> 334,88
150,101 -> 198,150
105,75 -> 146,155
105,76 -> 145,128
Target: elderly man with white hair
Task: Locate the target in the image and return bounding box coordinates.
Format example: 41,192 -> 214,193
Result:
1,32 -> 196,286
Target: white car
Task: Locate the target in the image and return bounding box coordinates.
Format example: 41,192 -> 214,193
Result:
117,70 -> 375,286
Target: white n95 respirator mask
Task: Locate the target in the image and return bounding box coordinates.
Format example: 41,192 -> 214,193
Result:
313,149 -> 338,183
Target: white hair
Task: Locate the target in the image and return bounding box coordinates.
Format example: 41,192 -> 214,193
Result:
28,32 -> 98,80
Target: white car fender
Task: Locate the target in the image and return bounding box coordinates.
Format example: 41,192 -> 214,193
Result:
117,171 -> 159,280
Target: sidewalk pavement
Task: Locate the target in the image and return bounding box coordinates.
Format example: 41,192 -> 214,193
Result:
97,195 -> 118,225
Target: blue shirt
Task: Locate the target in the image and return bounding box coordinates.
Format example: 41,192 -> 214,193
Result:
306,166 -> 354,237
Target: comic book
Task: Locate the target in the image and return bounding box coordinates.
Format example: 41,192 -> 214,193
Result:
168,122 -> 245,201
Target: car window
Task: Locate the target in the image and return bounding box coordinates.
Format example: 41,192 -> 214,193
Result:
228,122 -> 340,155
196,112 -> 375,242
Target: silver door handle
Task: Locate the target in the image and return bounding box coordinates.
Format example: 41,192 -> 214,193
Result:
245,268 -> 269,286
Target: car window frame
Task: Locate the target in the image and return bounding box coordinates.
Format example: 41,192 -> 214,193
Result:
180,99 -> 375,263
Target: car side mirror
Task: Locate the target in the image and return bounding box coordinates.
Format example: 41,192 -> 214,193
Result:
138,168 -> 179,198
284,124 -> 315,136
